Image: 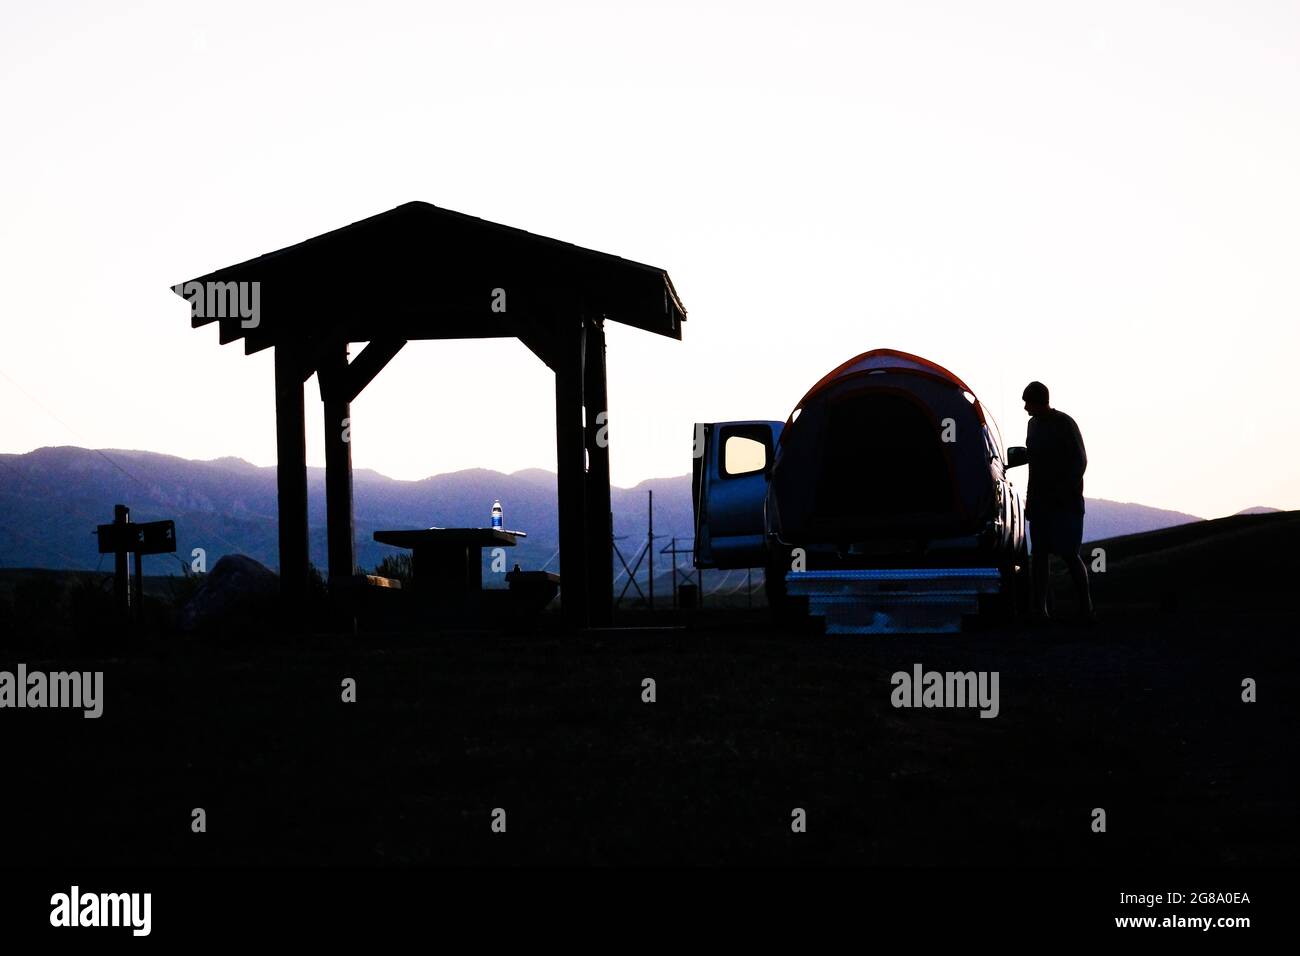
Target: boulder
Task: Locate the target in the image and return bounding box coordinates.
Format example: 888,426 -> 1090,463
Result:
179,554 -> 278,631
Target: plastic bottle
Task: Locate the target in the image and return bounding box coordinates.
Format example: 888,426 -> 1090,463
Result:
491,499 -> 503,530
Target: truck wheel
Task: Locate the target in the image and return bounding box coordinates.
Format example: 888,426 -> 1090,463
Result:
765,550 -> 788,610
989,563 -> 1019,624
765,550 -> 806,623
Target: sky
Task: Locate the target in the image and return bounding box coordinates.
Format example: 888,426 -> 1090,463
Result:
1,0 -> 1297,519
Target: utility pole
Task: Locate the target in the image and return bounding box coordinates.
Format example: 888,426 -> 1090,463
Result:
647,489 -> 654,611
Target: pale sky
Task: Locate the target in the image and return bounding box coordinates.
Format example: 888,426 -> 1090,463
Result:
2,0 -> 1297,518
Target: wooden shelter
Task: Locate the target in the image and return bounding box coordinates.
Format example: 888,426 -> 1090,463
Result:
173,202 -> 686,626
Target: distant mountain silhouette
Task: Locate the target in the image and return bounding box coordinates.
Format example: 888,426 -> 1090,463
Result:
0,446 -> 1211,576
1234,505 -> 1282,515
0,446 -> 691,577
1077,498 -> 1203,541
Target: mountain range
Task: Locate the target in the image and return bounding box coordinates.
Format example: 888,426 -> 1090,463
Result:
0,446 -> 1224,583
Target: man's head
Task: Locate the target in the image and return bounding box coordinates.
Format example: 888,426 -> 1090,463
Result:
1022,381 -> 1050,416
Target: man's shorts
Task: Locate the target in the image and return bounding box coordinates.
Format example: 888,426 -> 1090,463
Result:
1029,509 -> 1085,556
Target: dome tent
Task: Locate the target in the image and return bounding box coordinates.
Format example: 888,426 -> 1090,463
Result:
768,349 -> 1004,549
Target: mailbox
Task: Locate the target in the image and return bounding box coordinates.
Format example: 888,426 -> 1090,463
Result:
97,519 -> 176,555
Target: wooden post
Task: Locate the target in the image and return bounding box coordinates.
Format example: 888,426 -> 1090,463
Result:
582,316 -> 613,626
113,504 -> 130,615
555,318 -> 589,627
132,551 -> 144,620
320,344 -> 356,584
274,347 -> 310,602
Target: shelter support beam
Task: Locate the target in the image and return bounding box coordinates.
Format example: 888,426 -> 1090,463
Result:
274,346 -> 311,601
339,338 -> 406,403
554,318 -> 589,627
582,316 -> 613,626
319,344 -> 356,584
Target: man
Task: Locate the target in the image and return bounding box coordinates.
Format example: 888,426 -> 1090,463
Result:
1021,381 -> 1095,623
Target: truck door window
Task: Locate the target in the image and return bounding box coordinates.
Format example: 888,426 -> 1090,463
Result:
722,433 -> 768,478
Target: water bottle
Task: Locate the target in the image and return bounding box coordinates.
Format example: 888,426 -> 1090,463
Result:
491,499 -> 503,530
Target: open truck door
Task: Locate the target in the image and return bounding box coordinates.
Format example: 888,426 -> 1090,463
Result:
692,420 -> 783,569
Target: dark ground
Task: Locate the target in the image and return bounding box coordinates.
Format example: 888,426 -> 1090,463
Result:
2,512 -> 1297,867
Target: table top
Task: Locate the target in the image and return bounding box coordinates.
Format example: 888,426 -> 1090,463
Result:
373,527 -> 525,549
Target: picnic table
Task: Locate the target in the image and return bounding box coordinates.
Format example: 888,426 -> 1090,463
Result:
373,527 -> 526,612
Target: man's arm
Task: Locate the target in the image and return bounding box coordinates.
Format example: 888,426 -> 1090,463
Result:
1025,417 -> 1041,461
1068,416 -> 1087,477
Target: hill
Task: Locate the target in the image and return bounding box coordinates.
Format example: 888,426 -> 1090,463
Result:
1085,509 -> 1300,612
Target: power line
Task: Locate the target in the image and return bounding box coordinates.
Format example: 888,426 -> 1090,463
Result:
0,522 -> 90,570
0,457 -> 192,573
0,366 -> 147,489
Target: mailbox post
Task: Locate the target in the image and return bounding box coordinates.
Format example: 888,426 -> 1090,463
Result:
96,506 -> 178,622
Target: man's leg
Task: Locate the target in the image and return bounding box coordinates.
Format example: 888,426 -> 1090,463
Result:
1059,510 -> 1094,621
1063,551 -> 1095,619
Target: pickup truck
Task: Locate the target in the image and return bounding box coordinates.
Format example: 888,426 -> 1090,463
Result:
692,349 -> 1030,632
